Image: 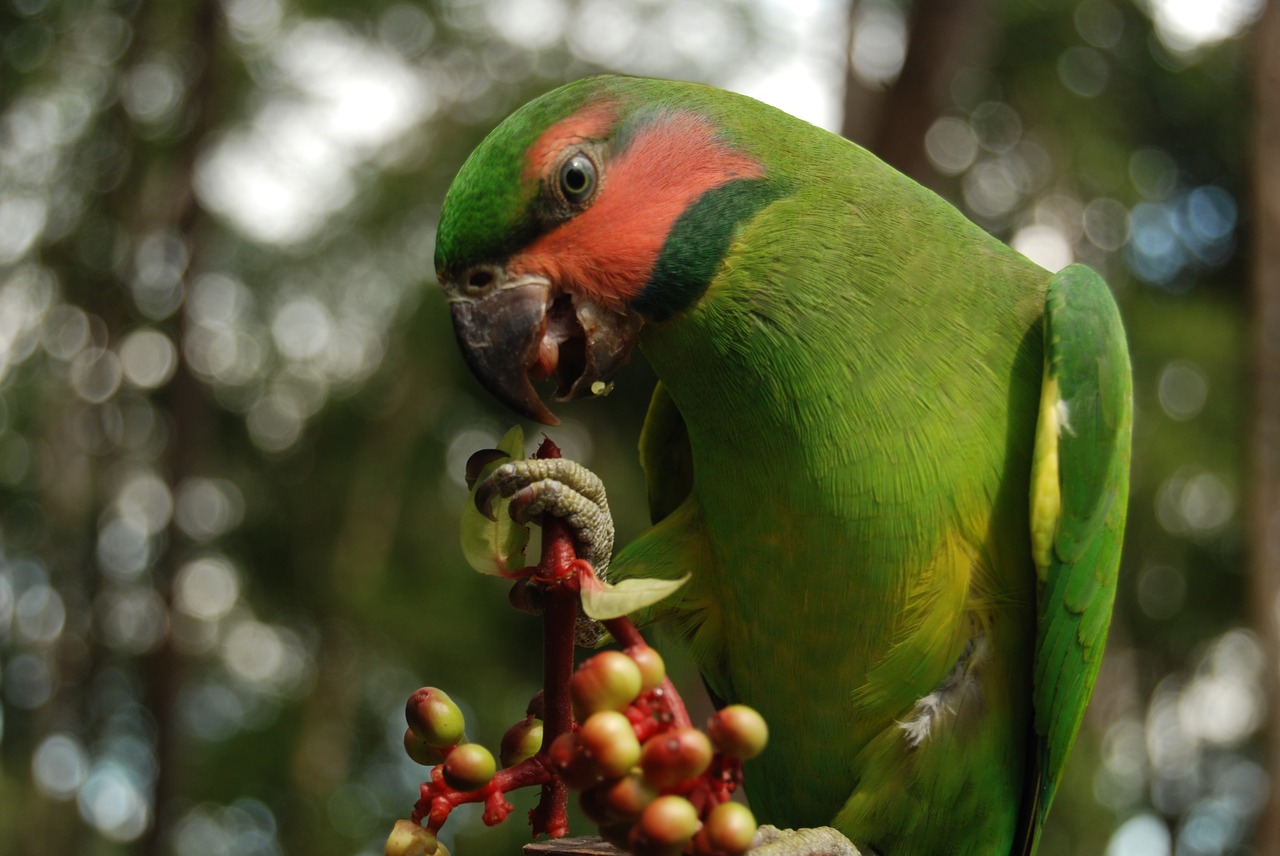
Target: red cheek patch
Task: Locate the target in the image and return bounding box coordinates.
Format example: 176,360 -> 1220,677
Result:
511,112 -> 765,309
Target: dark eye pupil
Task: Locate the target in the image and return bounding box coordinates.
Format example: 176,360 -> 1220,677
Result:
560,154 -> 595,202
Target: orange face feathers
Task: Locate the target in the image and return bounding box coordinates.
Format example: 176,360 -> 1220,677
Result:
509,110 -> 767,310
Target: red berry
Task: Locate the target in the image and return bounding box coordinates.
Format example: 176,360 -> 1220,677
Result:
706,705 -> 769,760
405,688 -> 465,749
547,731 -> 600,790
571,651 -> 643,719
441,743 -> 496,792
639,727 -> 713,789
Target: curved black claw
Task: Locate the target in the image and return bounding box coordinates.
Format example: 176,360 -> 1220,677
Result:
466,448 -> 510,491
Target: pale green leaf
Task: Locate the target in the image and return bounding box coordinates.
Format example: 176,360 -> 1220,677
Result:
459,425 -> 530,576
580,573 -> 691,620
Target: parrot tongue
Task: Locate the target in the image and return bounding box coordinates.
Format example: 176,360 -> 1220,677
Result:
542,295 -> 643,404
447,275 -> 642,425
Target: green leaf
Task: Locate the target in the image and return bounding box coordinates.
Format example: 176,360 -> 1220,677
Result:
459,425 -> 530,576
580,574 -> 691,621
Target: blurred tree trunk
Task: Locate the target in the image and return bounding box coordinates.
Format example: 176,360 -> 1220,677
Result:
1251,0 -> 1280,851
139,2 -> 225,854
840,0 -> 991,183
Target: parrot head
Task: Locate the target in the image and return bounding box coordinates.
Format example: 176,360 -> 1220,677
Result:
435,76 -> 785,424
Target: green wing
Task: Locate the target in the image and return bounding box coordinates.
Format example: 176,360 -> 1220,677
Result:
639,381 -> 694,524
1025,264 -> 1132,852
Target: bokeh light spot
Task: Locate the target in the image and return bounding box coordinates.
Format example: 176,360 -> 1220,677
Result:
32,733 -> 90,800
1105,812 -> 1171,856
174,555 -> 241,621
924,117 -> 978,176
1158,360 -> 1208,421
77,762 -> 152,843
120,329 -> 178,389
849,2 -> 907,87
175,478 -> 245,542
15,583 -> 65,644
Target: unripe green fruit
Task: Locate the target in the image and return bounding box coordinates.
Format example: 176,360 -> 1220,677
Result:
694,802 -> 758,856
499,716 -> 543,767
626,645 -> 666,692
639,727 -> 713,788
571,651 -> 643,719
637,795 -> 700,848
406,688 -> 465,749
579,710 -> 642,777
706,705 -> 769,760
441,743 -> 496,792
547,731 -> 600,790
385,818 -> 448,856
403,728 -> 447,767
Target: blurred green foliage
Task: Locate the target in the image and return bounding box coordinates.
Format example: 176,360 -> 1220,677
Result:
0,1 -> 1263,855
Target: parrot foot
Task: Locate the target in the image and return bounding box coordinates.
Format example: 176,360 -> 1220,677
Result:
751,825 -> 862,856
476,456 -> 615,576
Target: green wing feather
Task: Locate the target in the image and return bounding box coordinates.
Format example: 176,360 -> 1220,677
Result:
1026,264 -> 1132,853
639,380 -> 694,524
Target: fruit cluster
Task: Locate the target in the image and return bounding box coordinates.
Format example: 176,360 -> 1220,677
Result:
390,641 -> 767,856
386,436 -> 770,855
552,646 -> 767,856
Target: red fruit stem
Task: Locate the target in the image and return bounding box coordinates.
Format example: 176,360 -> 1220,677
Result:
529,437 -> 574,838
605,616 -> 692,730
531,516 -> 577,838
415,756 -> 554,830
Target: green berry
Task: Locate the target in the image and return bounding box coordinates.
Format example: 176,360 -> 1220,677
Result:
441,743 -> 496,792
405,688 -> 465,749
626,645 -> 666,692
499,716 -> 543,767
706,705 -> 769,760
637,795 -> 700,848
403,728 -> 447,767
639,727 -> 713,788
384,819 -> 447,856
571,651 -> 643,719
579,710 -> 642,778
694,802 -> 758,856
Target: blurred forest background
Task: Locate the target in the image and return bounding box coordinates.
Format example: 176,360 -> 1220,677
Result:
0,0 -> 1274,854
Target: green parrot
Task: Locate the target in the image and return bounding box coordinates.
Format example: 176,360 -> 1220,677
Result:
435,75 -> 1131,856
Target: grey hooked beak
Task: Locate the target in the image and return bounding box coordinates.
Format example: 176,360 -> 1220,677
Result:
444,269 -> 643,426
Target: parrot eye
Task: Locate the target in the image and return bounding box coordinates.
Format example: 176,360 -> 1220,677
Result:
557,152 -> 597,205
